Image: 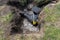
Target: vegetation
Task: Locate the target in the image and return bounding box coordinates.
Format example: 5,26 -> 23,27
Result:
0,12 -> 13,40
43,2 -> 60,40
0,13 -> 13,23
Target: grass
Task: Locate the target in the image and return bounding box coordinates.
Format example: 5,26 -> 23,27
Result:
0,12 -> 13,23
43,25 -> 60,40
0,12 -> 13,40
42,2 -> 60,40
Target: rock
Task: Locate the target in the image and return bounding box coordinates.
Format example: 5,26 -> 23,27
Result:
22,19 -> 39,33
27,3 -> 34,9
32,6 -> 41,14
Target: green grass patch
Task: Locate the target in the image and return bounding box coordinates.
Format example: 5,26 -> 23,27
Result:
43,25 -> 60,40
43,3 -> 60,40
44,4 -> 60,22
0,12 -> 13,40
0,12 -> 13,23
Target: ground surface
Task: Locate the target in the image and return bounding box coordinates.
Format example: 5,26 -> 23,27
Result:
0,1 -> 60,40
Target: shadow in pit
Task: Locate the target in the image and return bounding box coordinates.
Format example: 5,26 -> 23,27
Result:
10,16 -> 24,35
7,1 -> 28,10
9,9 -> 24,35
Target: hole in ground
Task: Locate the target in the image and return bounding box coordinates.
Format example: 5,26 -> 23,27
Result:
10,27 -> 23,35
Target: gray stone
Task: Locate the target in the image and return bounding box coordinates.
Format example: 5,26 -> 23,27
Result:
32,6 -> 41,14
22,19 -> 39,32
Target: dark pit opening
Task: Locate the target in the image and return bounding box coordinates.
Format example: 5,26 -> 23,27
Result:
10,27 -> 23,35
10,27 -> 19,34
